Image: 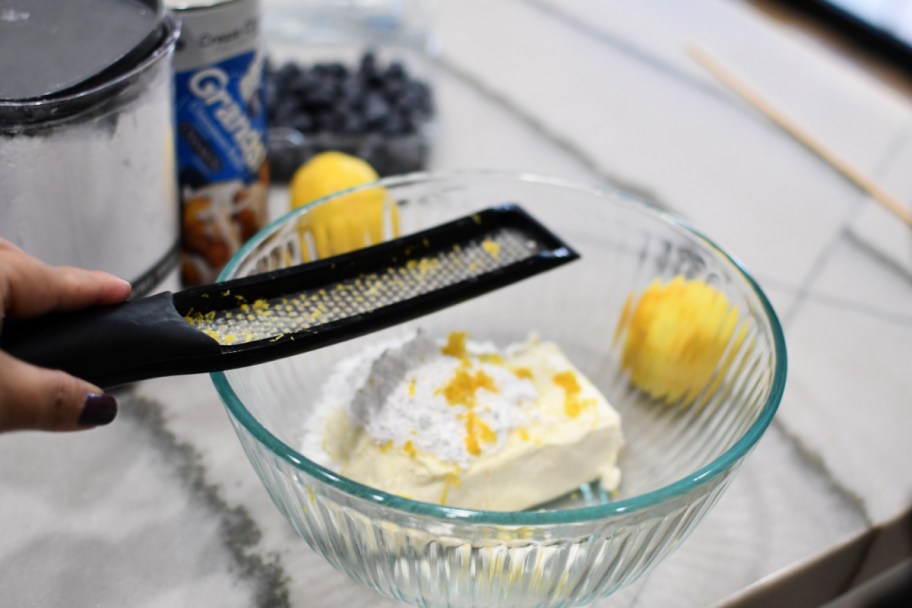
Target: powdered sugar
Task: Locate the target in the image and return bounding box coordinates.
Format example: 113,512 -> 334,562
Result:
301,330 -> 539,469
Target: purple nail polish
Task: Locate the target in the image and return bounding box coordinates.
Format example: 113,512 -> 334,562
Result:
78,393 -> 118,426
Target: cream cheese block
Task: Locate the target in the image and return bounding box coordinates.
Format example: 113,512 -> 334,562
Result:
302,331 -> 624,511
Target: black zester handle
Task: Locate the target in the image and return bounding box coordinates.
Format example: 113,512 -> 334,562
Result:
0,292 -> 221,388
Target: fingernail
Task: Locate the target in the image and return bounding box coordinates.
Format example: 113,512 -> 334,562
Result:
78,393 -> 118,426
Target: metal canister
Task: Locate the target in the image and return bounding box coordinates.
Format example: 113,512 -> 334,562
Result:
1,1 -> 180,297
166,0 -> 269,285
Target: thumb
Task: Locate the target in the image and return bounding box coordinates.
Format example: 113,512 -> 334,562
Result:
0,351 -> 117,432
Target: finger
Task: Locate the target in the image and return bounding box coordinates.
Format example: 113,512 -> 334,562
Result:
0,241 -> 132,321
0,351 -> 117,432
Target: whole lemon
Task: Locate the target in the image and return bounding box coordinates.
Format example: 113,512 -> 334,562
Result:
290,151 -> 379,209
290,151 -> 397,258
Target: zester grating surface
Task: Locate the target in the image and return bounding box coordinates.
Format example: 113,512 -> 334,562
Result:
184,228 -> 544,345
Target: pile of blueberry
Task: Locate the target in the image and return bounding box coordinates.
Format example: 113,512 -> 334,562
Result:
266,52 -> 435,180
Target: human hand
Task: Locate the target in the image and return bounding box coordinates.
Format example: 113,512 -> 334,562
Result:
0,239 -> 132,432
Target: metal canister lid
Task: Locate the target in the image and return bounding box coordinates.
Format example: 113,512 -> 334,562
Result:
0,0 -> 165,101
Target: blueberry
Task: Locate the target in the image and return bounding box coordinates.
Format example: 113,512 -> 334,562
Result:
341,77 -> 366,109
359,51 -> 378,75
341,111 -> 367,134
359,52 -> 385,88
273,98 -> 300,124
312,63 -> 331,79
275,62 -> 301,86
383,77 -> 405,102
290,71 -> 318,98
385,61 -> 407,81
363,91 -> 390,127
315,111 -> 345,133
264,80 -> 279,110
304,83 -> 335,110
382,110 -> 410,136
325,62 -> 348,80
290,113 -> 314,134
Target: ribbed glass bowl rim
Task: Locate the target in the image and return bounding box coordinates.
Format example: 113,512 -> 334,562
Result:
211,170 -> 787,525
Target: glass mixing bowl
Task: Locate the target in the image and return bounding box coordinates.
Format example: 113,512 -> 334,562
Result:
212,171 -> 786,607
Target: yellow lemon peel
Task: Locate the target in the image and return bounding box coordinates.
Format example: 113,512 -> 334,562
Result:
617,275 -> 745,406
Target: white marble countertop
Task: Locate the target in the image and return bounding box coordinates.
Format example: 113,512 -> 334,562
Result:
2,0 -> 911,606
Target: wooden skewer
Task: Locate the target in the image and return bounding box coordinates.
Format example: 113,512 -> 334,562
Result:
688,45 -> 912,229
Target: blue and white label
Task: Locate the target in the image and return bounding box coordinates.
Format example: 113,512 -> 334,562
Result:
174,49 -> 267,185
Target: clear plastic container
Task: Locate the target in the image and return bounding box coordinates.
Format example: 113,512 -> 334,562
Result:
262,0 -> 438,180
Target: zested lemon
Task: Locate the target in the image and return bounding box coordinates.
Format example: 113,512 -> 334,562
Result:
616,275 -> 746,407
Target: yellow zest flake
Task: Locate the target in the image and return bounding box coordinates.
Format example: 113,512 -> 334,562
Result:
613,292 -> 635,347
553,371 -> 593,418
306,486 -> 316,505
252,298 -> 269,310
512,367 -> 533,380
221,290 -> 231,296
440,472 -> 461,505
404,256 -> 440,280
440,331 -> 468,359
408,377 -> 417,397
403,440 -> 418,458
462,411 -> 497,457
518,427 -> 530,441
378,440 -> 393,453
481,239 -> 500,257
479,352 -> 504,365
438,364 -> 498,408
